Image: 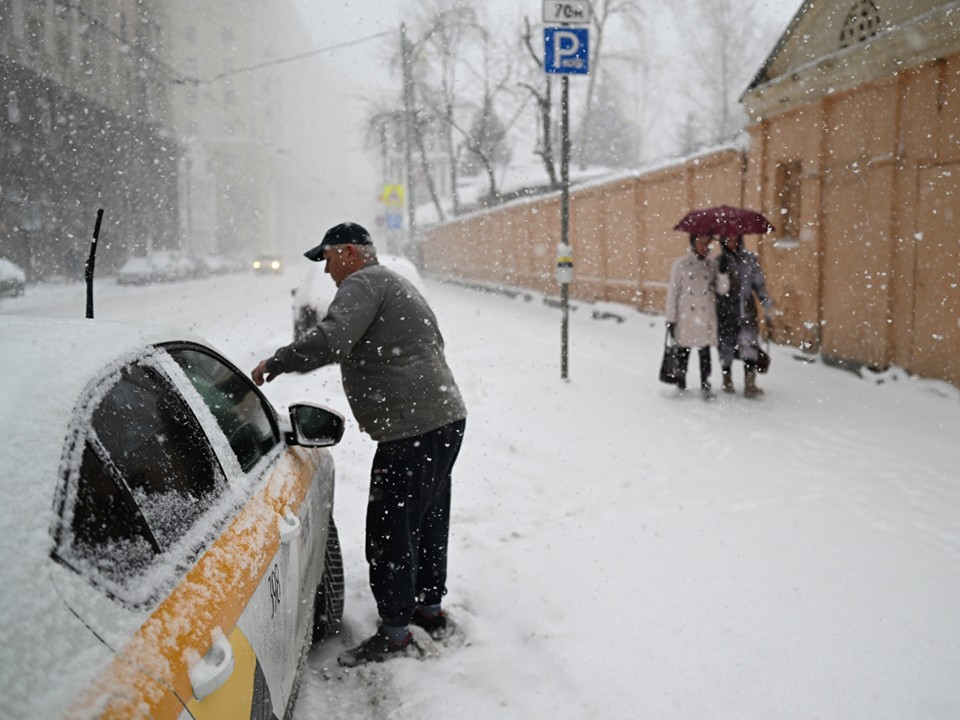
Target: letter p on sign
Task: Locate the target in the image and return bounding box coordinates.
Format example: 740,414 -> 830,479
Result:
544,27 -> 589,75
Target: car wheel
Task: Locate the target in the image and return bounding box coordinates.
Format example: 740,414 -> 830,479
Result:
312,517 -> 344,643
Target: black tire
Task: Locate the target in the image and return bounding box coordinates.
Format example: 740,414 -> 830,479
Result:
312,517 -> 344,643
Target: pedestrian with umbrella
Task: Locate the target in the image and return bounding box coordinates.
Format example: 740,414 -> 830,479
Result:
664,233 -> 730,398
717,233 -> 776,397
674,206 -> 777,398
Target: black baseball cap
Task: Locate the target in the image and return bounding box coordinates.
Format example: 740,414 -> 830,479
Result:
304,222 -> 373,261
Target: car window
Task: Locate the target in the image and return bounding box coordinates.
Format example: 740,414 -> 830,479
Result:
167,347 -> 279,473
63,362 -> 226,586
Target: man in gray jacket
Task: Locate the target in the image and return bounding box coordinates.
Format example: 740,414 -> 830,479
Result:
252,222 -> 466,666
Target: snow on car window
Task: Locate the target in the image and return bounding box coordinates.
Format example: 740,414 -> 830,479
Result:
56,355 -> 234,602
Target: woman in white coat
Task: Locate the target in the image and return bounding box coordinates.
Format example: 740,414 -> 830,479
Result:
665,234 -> 729,398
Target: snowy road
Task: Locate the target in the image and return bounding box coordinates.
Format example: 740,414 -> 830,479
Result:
4,273 -> 960,719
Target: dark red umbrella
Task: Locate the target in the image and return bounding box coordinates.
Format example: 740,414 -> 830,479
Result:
674,205 -> 775,236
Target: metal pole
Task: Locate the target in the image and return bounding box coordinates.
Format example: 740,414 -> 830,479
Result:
560,74 -> 570,380
401,24 -> 417,253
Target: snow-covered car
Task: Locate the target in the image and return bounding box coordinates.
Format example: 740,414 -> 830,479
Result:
0,316 -> 345,720
116,255 -> 158,285
0,257 -> 27,297
253,254 -> 284,275
291,253 -> 425,339
152,249 -> 202,281
116,251 -> 205,285
200,254 -> 235,276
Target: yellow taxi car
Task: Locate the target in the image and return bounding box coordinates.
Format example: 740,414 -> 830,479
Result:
0,316 -> 345,719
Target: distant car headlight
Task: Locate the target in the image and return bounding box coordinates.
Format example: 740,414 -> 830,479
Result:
252,260 -> 262,270
271,260 -> 281,271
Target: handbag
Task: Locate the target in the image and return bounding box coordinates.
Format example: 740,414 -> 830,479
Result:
756,343 -> 771,374
659,332 -> 684,385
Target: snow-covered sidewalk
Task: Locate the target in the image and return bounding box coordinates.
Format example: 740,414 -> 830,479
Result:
282,280 -> 960,720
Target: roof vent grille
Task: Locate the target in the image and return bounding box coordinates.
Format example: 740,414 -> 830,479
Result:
839,0 -> 882,49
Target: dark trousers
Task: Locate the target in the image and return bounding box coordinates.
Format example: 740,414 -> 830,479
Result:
676,346 -> 712,389
366,419 -> 466,627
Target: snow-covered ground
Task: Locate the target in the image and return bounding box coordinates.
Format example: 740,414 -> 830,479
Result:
4,270 -> 959,720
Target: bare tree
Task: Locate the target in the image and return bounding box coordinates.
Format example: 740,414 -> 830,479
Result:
408,1 -> 479,216
439,23 -> 525,205
577,0 -> 646,170
670,0 -> 776,145
519,16 -> 560,190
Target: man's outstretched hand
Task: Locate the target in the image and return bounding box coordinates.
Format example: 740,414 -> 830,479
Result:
251,359 -> 277,386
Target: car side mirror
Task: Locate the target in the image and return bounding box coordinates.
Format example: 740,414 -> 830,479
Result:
287,403 -> 345,447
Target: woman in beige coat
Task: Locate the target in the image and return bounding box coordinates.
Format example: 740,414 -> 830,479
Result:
665,234 -> 729,398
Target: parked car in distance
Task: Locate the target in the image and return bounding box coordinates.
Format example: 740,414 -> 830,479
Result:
116,255 -> 158,285
117,251 -> 214,284
291,252 -> 425,339
0,257 -> 26,297
0,315 -> 345,720
253,254 -> 284,275
200,254 -> 237,276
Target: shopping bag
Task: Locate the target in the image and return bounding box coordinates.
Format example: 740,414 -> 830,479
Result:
659,338 -> 684,385
756,344 -> 771,374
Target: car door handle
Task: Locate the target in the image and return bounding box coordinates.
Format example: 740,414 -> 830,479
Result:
189,630 -> 235,701
278,507 -> 301,544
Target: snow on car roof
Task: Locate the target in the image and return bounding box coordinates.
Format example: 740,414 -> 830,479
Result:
0,315 -> 206,553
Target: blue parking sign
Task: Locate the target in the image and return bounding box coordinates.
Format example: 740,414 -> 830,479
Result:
386,210 -> 403,229
544,27 -> 589,75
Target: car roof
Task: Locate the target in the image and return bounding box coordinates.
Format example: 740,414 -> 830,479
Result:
0,315 -> 210,552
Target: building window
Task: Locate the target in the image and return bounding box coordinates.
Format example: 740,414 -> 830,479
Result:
839,0 -> 882,49
775,160 -> 802,246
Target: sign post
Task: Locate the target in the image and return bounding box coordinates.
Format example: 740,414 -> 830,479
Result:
543,2 -> 590,381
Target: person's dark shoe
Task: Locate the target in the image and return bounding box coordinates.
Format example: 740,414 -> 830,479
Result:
700,384 -> 716,400
411,609 -> 449,640
337,629 -> 414,667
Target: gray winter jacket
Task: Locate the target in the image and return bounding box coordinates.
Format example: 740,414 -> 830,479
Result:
266,263 -> 466,442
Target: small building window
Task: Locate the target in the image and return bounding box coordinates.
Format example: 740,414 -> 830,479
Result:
775,160 -> 802,246
839,0 -> 882,49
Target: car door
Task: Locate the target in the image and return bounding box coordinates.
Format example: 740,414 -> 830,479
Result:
161,344 -> 315,705
50,350 -> 294,719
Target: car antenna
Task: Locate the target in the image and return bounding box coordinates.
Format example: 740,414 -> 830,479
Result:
85,208 -> 104,319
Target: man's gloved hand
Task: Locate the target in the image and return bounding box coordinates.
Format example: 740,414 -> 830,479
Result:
666,322 -> 676,339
